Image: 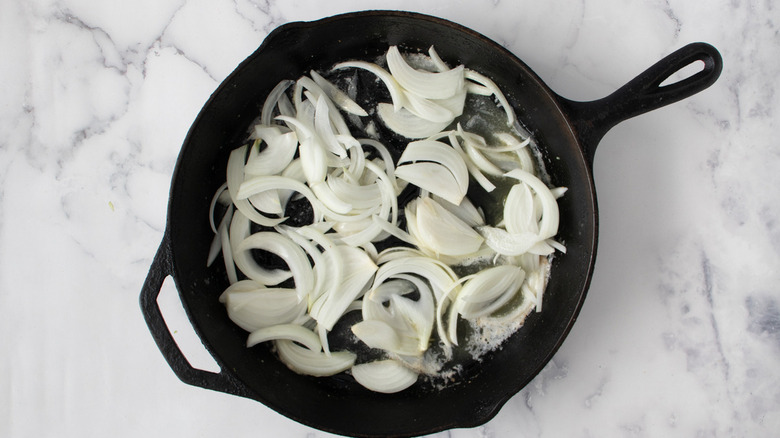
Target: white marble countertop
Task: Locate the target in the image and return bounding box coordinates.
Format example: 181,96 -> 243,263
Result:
2,0 -> 778,436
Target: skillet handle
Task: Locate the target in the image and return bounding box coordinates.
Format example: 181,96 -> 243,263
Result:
140,232 -> 249,398
559,42 -> 723,164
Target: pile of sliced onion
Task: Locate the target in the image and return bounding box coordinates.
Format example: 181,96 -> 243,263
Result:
207,45 -> 566,393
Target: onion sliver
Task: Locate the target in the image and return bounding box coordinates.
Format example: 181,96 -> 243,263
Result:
455,265 -> 526,319
407,196 -> 483,257
227,145 -> 287,227
396,140 -> 469,205
351,319 -> 421,356
351,359 -> 419,393
230,211 -> 292,286
504,168 -> 560,240
333,60 -> 407,111
372,255 -> 458,303
465,69 -> 516,126
386,46 -> 465,100
236,175 -> 324,224
310,69 -> 368,117
476,225 -> 540,257
310,245 -> 377,331
377,103 -> 451,139
504,183 -> 539,235
222,285 -> 306,332
403,91 -> 457,123
236,232 -> 314,301
275,339 -> 356,377
364,274 -> 434,352
261,79 -> 294,125
246,324 -> 321,351
244,127 -> 298,176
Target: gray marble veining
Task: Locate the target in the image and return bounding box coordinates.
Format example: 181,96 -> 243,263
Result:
1,0 -> 778,436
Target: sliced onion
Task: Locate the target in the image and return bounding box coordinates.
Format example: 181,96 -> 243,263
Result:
297,76 -> 351,136
446,131 -> 497,192
395,140 -> 469,205
504,168 -> 560,240
227,145 -> 287,227
275,339 -> 356,377
261,79 -> 294,125
229,210 -> 292,286
454,265 -> 526,319
209,45 -> 566,392
426,46 -> 450,72
246,323 -> 321,351
504,182 -> 539,235
351,319 -> 420,356
364,274 -> 434,352
476,225 -> 540,257
246,126 -> 298,172
403,91 -> 457,123
465,69 -> 516,126
407,196 -> 484,257
430,194 -> 485,227
236,232 -> 314,301
491,132 -> 532,153
376,103 -> 451,139
351,359 -> 418,393
333,60 -> 407,111
310,245 -> 377,331
310,69 -> 368,116
372,255 -> 458,303
313,94 -> 348,158
222,284 -> 306,332
386,46 -> 465,100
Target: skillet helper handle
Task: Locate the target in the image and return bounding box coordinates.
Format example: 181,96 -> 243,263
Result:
560,42 -> 723,164
140,233 -> 248,398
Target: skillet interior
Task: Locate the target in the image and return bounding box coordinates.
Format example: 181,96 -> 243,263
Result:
165,11 -> 597,437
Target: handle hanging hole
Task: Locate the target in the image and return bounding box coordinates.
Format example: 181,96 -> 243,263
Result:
157,276 -> 221,373
659,59 -> 706,88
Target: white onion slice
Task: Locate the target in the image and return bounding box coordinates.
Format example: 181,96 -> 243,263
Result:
454,265 -> 526,319
351,319 -> 420,356
372,255 -> 458,303
245,126 -> 298,176
407,197 -> 484,257
310,69 -> 368,117
476,225 -> 540,257
229,210 -> 292,286
403,91 -> 457,123
351,359 -> 418,393
261,79 -> 294,125
236,232 -> 314,300
504,183 -> 539,235
465,69 -> 516,126
246,323 -> 321,351
364,274 -> 434,352
395,140 -> 469,205
275,339 -> 356,377
222,285 -> 306,332
386,46 -> 465,100
376,103 -> 451,139
310,245 -> 377,331
430,194 -> 485,227
227,145 -> 287,227
333,61 -> 407,111
504,168 -> 560,240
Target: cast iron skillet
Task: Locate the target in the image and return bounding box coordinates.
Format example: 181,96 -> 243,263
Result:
140,10 -> 722,437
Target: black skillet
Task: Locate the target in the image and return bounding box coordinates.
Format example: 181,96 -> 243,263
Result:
140,10 -> 722,437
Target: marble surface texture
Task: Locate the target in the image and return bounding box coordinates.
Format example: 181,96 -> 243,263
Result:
2,0 -> 779,436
